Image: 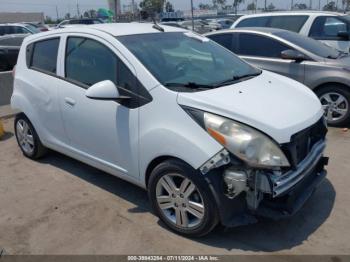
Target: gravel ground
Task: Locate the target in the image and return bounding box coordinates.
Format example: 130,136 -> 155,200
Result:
0,117 -> 349,255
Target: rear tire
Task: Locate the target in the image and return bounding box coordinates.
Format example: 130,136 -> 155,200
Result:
316,85 -> 350,126
148,159 -> 219,237
14,114 -> 48,159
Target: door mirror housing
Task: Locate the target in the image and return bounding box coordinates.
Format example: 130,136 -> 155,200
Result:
337,31 -> 350,40
86,80 -> 129,101
281,49 -> 306,62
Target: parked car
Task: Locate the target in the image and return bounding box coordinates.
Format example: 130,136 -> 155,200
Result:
11,23 -> 328,237
0,34 -> 27,71
206,27 -> 350,126
160,22 -> 186,29
215,18 -> 235,29
0,23 -> 40,36
231,11 -> 350,53
180,20 -> 213,34
23,22 -> 49,32
56,18 -> 104,28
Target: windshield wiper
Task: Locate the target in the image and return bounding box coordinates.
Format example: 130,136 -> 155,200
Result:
214,71 -> 262,88
164,82 -> 214,90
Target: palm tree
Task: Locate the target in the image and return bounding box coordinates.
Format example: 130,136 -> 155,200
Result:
233,0 -> 244,14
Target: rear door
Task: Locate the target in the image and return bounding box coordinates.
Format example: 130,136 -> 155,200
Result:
309,16 -> 350,53
236,33 -> 305,83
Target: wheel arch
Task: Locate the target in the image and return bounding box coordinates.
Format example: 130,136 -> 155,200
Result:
144,156 -> 195,189
312,82 -> 350,94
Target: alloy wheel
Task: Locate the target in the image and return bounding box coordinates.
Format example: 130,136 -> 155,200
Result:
156,174 -> 205,229
16,119 -> 35,155
320,92 -> 349,124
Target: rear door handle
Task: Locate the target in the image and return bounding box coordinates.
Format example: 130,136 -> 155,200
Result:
64,97 -> 76,106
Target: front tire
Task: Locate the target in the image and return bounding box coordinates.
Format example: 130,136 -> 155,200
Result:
148,159 -> 219,237
14,114 -> 48,159
316,85 -> 350,126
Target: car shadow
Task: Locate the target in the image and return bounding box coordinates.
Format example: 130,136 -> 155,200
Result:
0,131 -> 14,141
38,151 -> 335,252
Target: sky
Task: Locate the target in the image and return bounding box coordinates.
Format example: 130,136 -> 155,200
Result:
0,0 -> 343,19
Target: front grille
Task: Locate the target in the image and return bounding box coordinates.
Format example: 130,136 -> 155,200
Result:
281,117 -> 327,168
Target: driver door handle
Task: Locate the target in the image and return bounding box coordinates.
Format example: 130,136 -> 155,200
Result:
64,97 -> 76,106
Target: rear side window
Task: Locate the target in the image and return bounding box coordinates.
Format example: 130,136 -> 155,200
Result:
269,16 -> 308,32
236,15 -> 308,33
237,33 -> 289,58
0,26 -> 5,36
236,17 -> 269,28
30,38 -> 60,74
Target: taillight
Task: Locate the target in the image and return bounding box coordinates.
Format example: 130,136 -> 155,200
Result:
12,65 -> 16,77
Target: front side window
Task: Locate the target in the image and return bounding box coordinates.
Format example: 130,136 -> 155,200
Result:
309,16 -> 349,39
275,30 -> 340,59
117,32 -> 260,91
237,33 -> 289,58
30,38 -> 60,74
65,37 -> 138,96
65,37 -> 118,86
207,33 -> 233,51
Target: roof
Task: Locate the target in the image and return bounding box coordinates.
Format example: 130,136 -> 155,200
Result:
237,11 -> 346,18
205,27 -> 287,36
53,23 -> 187,36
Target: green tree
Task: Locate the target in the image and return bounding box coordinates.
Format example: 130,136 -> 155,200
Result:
233,0 -> 245,14
294,3 -> 308,9
217,0 -> 227,9
343,0 -> 350,11
199,3 -> 211,9
139,0 -> 165,16
267,2 -> 275,10
165,1 -> 174,12
247,2 -> 256,10
323,1 -> 337,11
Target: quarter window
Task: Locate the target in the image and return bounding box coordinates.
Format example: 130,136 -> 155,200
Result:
237,33 -> 289,58
30,38 -> 60,74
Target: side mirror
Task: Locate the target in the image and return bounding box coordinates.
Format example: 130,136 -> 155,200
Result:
281,49 -> 306,62
337,31 -> 350,40
86,80 -> 129,101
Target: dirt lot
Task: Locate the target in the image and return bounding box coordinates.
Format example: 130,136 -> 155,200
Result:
0,117 -> 349,255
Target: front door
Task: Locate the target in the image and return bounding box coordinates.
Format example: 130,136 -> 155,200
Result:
237,33 -> 305,83
57,34 -> 140,178
309,16 -> 350,53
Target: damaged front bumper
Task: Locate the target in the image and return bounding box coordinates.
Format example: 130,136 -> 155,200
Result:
202,139 -> 328,227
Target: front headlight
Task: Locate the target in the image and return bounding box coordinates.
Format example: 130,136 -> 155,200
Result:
185,108 -> 290,168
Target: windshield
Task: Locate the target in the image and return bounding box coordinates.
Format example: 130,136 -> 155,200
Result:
24,24 -> 40,33
117,32 -> 260,91
274,30 -> 341,59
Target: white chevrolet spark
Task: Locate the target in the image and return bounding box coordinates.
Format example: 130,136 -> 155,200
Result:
11,23 -> 328,236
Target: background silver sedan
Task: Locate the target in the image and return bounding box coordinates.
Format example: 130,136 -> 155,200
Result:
206,28 -> 350,126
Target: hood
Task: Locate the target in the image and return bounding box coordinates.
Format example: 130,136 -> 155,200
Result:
324,55 -> 350,68
177,71 -> 323,144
